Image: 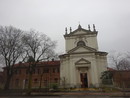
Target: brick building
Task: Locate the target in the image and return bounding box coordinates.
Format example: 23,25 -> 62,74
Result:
107,67 -> 130,88
3,60 -> 60,89
112,71 -> 130,88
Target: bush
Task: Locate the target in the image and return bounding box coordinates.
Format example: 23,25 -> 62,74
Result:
50,83 -> 59,90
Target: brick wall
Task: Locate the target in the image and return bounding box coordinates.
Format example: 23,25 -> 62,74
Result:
112,71 -> 130,88
3,61 -> 60,89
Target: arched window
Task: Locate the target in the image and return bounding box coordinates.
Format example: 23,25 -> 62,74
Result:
77,41 -> 86,46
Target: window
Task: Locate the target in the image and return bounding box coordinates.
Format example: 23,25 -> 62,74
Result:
25,79 -> 28,84
15,79 -> 19,86
33,69 -> 35,74
44,80 -> 47,85
53,68 -> 56,73
37,69 -> 40,74
19,69 -> 21,74
26,69 -> 28,74
14,69 -> 21,74
15,70 -> 18,74
54,78 -> 58,83
77,41 -> 86,46
43,68 -> 49,73
53,68 -> 59,73
34,78 -> 38,83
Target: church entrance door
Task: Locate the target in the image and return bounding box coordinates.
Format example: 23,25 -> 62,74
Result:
80,73 -> 88,88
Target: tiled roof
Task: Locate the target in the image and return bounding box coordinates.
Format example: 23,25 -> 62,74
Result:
4,60 -> 60,68
107,67 -> 116,71
107,67 -> 130,71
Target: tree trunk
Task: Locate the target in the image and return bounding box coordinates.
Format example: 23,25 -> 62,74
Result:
27,73 -> 32,95
4,74 -> 12,90
39,74 -> 43,89
4,69 -> 12,90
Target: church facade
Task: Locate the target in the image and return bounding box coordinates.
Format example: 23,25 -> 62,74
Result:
60,24 -> 108,88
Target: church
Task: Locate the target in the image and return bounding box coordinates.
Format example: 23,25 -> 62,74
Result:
59,24 -> 108,88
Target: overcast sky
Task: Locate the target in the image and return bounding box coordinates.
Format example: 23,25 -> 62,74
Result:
0,0 -> 130,54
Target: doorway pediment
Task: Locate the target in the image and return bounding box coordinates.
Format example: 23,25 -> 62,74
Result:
75,58 -> 91,68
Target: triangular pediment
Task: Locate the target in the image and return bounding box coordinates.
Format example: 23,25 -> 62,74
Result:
75,58 -> 91,68
72,29 -> 89,35
75,58 -> 91,65
68,46 -> 96,54
66,28 -> 91,36
64,25 -> 97,37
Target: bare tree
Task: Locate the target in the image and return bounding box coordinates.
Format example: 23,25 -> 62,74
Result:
0,26 -> 24,90
118,58 -> 130,70
22,30 -> 56,94
109,51 -> 130,70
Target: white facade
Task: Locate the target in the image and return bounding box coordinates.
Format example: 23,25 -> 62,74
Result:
60,25 -> 108,88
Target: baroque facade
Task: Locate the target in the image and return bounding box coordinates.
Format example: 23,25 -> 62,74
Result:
60,24 -> 108,88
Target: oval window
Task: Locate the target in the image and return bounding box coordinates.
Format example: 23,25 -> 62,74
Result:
77,41 -> 86,46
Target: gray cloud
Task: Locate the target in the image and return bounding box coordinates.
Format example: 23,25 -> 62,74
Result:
0,0 -> 130,53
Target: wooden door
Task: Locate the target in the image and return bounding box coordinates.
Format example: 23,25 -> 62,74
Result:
80,73 -> 88,88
